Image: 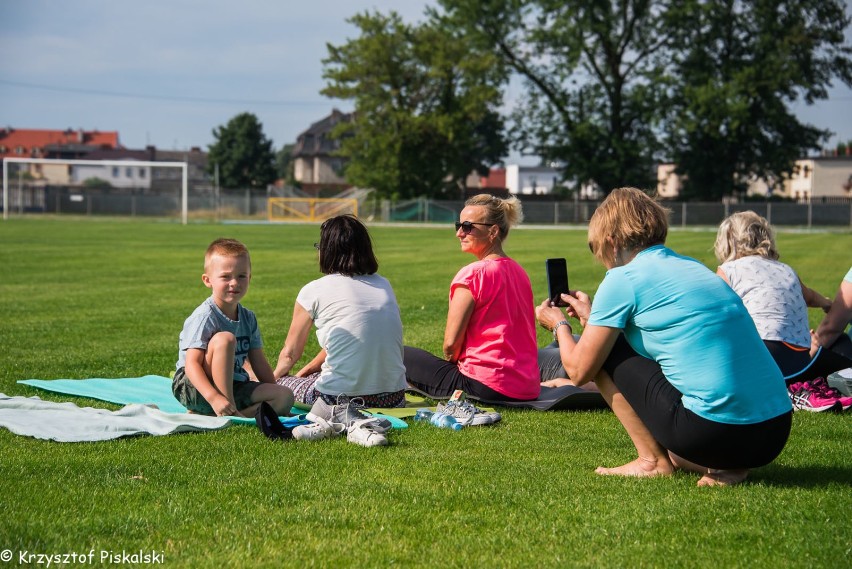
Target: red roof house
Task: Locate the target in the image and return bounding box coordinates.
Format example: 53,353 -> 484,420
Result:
0,127 -> 122,161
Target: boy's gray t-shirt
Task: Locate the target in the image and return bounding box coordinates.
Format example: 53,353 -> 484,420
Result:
176,297 -> 262,382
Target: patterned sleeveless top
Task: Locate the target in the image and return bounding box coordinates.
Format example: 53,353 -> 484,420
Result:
719,256 -> 810,347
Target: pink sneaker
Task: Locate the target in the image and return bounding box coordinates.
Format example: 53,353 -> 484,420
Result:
788,382 -> 841,413
810,377 -> 852,411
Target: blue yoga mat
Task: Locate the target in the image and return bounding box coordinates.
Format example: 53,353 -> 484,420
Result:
17,376 -> 408,429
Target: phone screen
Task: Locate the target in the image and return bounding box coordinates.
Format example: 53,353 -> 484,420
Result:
546,258 -> 569,307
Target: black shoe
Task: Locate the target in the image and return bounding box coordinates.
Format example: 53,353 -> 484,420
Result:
255,402 -> 293,441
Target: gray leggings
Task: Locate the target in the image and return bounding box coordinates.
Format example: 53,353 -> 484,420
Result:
537,336 -> 581,380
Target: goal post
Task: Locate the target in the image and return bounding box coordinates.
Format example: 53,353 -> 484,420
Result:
268,197 -> 358,222
2,157 -> 188,224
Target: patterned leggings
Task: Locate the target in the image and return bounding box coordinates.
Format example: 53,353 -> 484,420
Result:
276,373 -> 406,408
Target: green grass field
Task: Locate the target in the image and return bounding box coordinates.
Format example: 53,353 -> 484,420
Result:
0,217 -> 849,568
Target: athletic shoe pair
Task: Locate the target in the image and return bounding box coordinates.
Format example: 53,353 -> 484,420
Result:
306,395 -> 392,432
435,399 -> 502,426
810,377 -> 852,411
254,397 -> 389,447
297,395 -> 390,447
788,379 -> 852,412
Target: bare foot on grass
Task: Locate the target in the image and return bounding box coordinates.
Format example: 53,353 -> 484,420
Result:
696,469 -> 749,487
595,456 -> 675,478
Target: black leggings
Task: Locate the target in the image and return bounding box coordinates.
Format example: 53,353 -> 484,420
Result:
828,333 -> 852,360
403,346 -> 534,402
764,339 -> 852,384
763,340 -> 812,379
602,336 -> 792,470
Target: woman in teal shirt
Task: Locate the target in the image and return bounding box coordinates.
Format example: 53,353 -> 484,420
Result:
536,188 -> 792,486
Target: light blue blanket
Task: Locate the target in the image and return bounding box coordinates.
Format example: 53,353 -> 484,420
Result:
0,394 -> 232,442
20,375 -> 189,413
18,375 -> 408,428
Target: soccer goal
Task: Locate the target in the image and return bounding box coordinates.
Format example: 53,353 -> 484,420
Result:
2,157 -> 188,224
267,197 -> 358,222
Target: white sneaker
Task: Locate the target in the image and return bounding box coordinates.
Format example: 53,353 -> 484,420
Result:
306,394 -> 392,433
346,418 -> 388,447
436,400 -> 501,426
292,417 -> 346,441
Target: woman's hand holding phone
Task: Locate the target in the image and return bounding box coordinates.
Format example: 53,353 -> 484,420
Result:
560,290 -> 591,327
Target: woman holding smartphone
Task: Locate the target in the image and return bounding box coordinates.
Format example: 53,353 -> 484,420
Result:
403,194 -> 540,403
535,188 -> 792,486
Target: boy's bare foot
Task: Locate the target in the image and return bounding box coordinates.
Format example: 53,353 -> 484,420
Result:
595,456 -> 675,478
697,469 -> 749,487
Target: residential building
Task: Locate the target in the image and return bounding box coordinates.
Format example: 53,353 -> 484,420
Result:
149,147 -> 210,192
779,154 -> 852,200
0,127 -> 121,161
478,168 -> 507,192
656,163 -> 682,199
1,127 -> 122,184
70,148 -> 155,189
656,153 -> 852,200
70,146 -> 209,192
1,128 -> 209,191
505,164 -> 567,195
292,109 -> 352,194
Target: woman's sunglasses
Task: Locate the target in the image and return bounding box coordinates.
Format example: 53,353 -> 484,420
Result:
455,221 -> 492,233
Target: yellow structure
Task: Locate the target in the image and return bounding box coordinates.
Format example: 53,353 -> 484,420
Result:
267,197 -> 358,222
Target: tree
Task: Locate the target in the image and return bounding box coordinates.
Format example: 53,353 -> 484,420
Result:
664,0 -> 852,200
438,0 -> 675,194
438,0 -> 852,200
322,11 -> 508,199
82,177 -> 111,189
207,113 -> 276,190
275,143 -> 296,186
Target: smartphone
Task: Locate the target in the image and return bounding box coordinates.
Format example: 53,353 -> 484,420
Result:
546,258 -> 570,307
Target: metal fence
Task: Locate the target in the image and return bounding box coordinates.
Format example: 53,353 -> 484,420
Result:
3,185 -> 852,228
375,197 -> 852,228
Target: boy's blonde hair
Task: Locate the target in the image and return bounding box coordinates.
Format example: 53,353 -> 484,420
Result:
465,193 -> 524,240
587,187 -> 669,264
204,238 -> 250,271
714,211 -> 778,263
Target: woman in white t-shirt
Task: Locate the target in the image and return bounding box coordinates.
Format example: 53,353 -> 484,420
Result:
274,215 -> 407,410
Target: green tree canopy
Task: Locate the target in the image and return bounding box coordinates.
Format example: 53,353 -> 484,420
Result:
207,112 -> 276,190
439,0 -> 674,194
664,0 -> 852,200
82,177 -> 111,188
275,143 -> 296,186
438,0 -> 851,199
322,11 -> 508,199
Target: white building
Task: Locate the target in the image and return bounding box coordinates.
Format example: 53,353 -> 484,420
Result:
70,160 -> 152,190
781,155 -> 852,200
505,164 -> 567,195
656,163 -> 682,199
656,154 -> 852,200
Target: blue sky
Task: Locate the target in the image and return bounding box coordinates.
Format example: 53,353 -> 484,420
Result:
1,0 -> 850,162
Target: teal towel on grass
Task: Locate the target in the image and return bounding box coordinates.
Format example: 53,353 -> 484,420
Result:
17,376 -> 407,428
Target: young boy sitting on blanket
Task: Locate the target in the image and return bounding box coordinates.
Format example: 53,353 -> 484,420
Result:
172,238 -> 294,418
